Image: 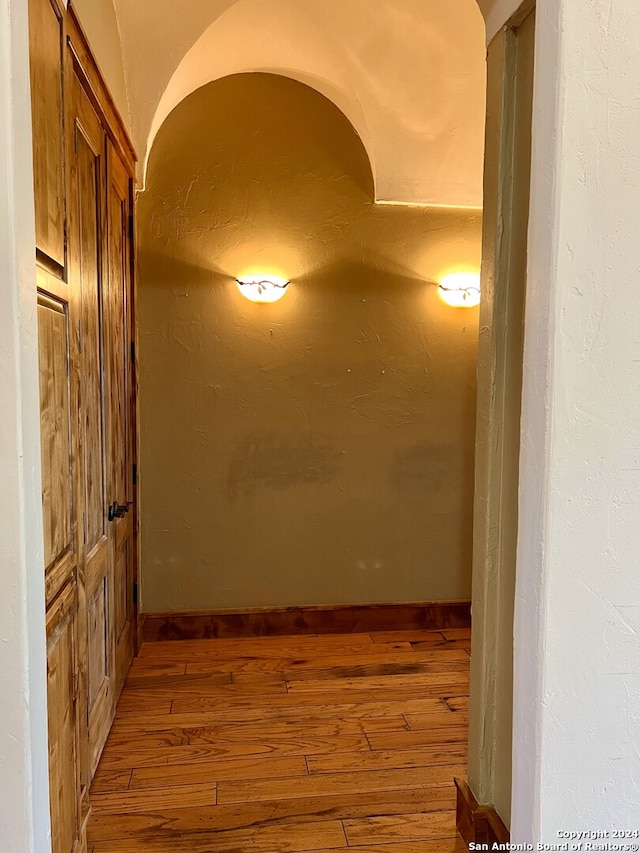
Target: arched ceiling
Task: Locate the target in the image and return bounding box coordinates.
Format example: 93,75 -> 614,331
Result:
112,0 -> 486,206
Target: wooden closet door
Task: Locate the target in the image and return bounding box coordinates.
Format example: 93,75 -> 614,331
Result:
68,74 -> 113,777
106,142 -> 135,694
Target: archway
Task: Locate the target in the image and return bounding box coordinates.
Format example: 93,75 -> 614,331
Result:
112,0 -> 487,206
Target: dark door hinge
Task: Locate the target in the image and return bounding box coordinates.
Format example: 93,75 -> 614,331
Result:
132,463 -> 137,486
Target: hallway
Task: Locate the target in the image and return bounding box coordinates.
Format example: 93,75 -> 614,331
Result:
87,629 -> 470,851
6,0 -> 640,846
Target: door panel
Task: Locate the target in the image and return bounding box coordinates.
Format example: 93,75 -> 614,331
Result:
86,569 -> 108,708
113,514 -> 134,687
46,582 -> 81,853
77,125 -> 107,556
69,75 -> 113,776
37,290 -> 74,604
28,0 -> 65,268
38,273 -> 84,850
107,143 -> 135,693
106,148 -> 128,504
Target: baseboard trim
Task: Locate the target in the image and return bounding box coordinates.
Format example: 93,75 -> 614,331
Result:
140,600 -> 471,642
455,778 -> 510,846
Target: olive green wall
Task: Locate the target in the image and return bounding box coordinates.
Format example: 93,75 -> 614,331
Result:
468,7 -> 534,827
138,73 -> 481,612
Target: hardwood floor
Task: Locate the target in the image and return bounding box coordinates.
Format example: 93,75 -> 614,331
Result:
87,628 -> 470,852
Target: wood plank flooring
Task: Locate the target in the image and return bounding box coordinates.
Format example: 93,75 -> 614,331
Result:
88,628 -> 470,852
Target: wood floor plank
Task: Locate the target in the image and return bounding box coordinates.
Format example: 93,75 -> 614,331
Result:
169,685 -> 468,715
125,671 -> 233,689
311,843 -> 467,853
105,716 -> 407,750
87,787 -> 456,841
217,765 -> 465,804
138,642 -> 416,664
108,701 -> 455,733
114,699 -> 173,717
140,632 -> 375,650
139,635 -> 366,653
130,755 -> 308,789
122,679 -> 288,701
90,768 -> 132,793
369,630 -> 446,644
91,819 -> 347,852
128,671 -> 285,689
307,745 -> 467,775
282,655 -> 469,682
411,639 -> 471,652
285,671 -> 469,693
440,629 -> 471,641
91,783 -> 217,815
127,662 -> 187,678
367,726 -> 469,751
344,811 -> 457,845
138,636 -> 390,659
100,735 -> 370,771
405,712 -> 469,731
443,696 -> 469,712
184,648 -> 464,675
231,671 -> 286,685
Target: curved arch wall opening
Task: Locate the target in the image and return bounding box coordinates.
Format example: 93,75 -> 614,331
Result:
118,0 -> 487,204
138,72 -> 482,611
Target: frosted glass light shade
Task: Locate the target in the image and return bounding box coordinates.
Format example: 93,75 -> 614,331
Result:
438,272 -> 481,308
236,274 -> 289,303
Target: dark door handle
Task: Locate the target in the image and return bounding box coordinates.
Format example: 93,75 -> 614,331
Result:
108,501 -> 132,522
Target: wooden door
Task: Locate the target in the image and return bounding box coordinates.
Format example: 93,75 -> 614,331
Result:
30,0 -> 86,843
68,73 -> 113,777
106,142 -> 135,694
30,0 -> 138,836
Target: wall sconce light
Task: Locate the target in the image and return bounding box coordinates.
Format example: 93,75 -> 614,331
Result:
438,272 -> 481,308
236,274 -> 290,303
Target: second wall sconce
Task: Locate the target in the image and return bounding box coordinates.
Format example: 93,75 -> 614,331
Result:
438,272 -> 481,308
236,274 -> 290,303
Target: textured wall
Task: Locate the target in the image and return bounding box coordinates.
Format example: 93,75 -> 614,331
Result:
138,74 -> 481,612
514,0 -> 640,837
112,0 -> 486,205
70,0 -> 130,129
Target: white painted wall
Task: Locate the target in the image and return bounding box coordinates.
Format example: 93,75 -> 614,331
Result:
0,1 -> 50,851
513,0 -> 640,836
